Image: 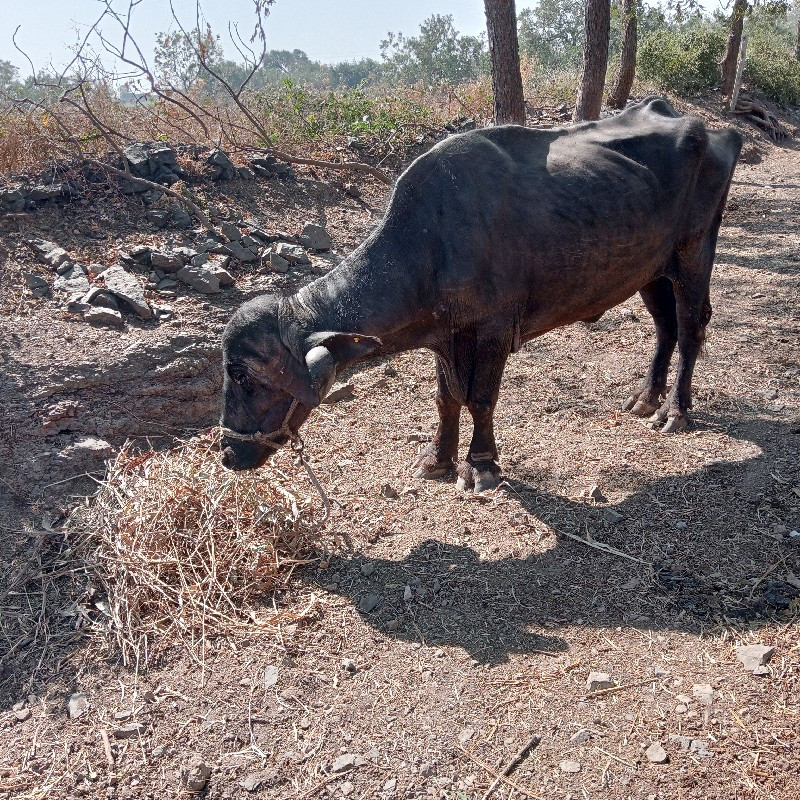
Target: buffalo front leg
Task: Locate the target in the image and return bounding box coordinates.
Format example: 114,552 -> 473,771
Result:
650,242 -> 716,433
412,356 -> 461,479
624,276 -> 678,417
456,348 -> 508,494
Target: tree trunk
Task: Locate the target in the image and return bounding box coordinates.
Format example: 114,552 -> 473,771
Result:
607,0 -> 638,109
484,0 -> 526,125
721,0 -> 748,97
573,0 -> 611,122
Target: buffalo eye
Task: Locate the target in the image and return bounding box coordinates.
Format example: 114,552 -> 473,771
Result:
228,366 -> 248,386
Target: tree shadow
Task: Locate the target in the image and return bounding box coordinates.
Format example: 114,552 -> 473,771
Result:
306,416 -> 800,664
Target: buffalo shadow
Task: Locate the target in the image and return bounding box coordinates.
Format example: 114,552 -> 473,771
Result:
305,415 -> 800,664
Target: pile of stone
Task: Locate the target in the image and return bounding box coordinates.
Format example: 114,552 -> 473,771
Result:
246,153 -> 295,179
22,218 -> 337,324
1,181 -> 71,213
118,142 -> 188,193
1,141 -> 305,220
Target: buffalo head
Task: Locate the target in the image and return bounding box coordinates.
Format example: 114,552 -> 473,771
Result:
219,295 -> 380,470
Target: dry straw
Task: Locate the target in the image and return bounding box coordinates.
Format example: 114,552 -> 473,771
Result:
70,431 -> 322,667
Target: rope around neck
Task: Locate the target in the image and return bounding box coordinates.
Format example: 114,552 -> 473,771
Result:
219,398 -> 330,527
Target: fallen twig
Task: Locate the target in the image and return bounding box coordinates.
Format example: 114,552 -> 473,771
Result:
481,733 -> 541,800
457,745 -> 542,800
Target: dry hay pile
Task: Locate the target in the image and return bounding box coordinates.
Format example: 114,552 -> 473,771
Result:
70,432 -> 322,665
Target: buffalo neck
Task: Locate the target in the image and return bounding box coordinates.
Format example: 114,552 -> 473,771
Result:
284,227 -> 432,357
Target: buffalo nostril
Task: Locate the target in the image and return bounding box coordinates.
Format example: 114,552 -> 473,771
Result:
221,446 -> 235,469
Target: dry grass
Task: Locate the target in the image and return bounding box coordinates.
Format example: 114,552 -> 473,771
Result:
68,432 -> 322,667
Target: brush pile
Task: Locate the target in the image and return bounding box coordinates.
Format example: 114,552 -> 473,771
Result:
71,432 -> 322,664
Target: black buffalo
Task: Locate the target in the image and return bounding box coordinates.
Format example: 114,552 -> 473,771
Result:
219,97 -> 742,492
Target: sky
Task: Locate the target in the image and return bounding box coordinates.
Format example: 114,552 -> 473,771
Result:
0,0 -> 723,78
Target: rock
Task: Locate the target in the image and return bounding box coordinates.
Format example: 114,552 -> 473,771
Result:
264,665 -> 279,688
248,153 -> 293,177
55,259 -> 78,276
84,307 -> 124,327
587,484 -> 607,502
457,727 -> 475,743
273,242 -> 310,265
297,222 -> 332,251
153,304 -> 174,320
736,644 -> 774,673
23,272 -> 49,292
692,683 -> 714,705
668,734 -> 711,758
571,729 -> 592,745
102,266 -> 153,319
645,742 -> 669,764
179,753 -> 212,792
150,251 -> 183,272
559,760 -> 581,773
225,239 -> 260,263
240,775 -> 262,792
267,252 -> 290,273
123,142 -> 182,184
207,148 -> 237,180
176,260 -> 233,294
586,671 -> 616,692
361,562 -> 376,577
359,594 -> 381,613
331,754 -> 367,773
221,221 -> 242,241
603,509 -> 624,525
238,166 -> 255,180
26,238 -> 70,269
0,186 -> 26,212
113,722 -> 146,739
146,209 -> 170,228
54,264 -> 90,294
68,693 -> 89,720
403,584 -> 413,602
156,278 -> 178,291
28,183 -> 68,201
57,436 -> 114,466
81,287 -> 119,310
341,658 -> 357,673
386,618 -> 400,632
343,182 -> 361,199
381,483 -> 399,500
14,708 -> 32,721
128,245 -> 152,264
171,206 -> 192,229
322,382 -> 354,404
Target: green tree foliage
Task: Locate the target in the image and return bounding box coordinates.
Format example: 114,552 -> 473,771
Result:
637,26 -> 726,93
518,0 -> 585,72
0,60 -> 19,94
745,2 -> 800,104
380,14 -> 488,85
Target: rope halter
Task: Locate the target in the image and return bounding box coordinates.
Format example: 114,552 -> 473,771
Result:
219,398 -> 301,451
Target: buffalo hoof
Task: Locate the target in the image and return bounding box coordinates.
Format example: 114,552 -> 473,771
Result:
623,393 -> 659,417
411,445 -> 454,480
456,460 -> 501,494
661,414 -> 689,434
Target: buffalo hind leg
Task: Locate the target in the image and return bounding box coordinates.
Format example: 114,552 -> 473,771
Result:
649,243 -> 715,433
624,277 -> 678,417
412,356 -> 460,479
456,347 -> 508,494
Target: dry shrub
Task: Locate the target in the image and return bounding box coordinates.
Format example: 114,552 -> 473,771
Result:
70,432 -> 322,666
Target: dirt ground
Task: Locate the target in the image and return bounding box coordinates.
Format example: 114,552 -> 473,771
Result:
1,100 -> 799,800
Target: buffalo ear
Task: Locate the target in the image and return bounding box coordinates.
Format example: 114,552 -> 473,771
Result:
304,346 -> 338,406
305,332 -> 382,363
